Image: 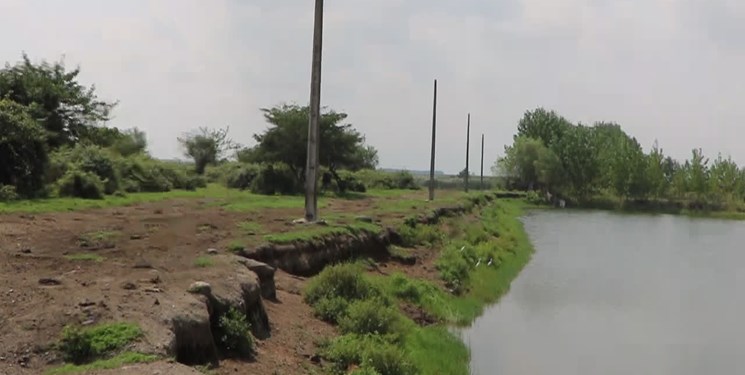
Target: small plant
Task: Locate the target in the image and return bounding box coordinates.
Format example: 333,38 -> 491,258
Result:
0,185 -> 19,202
194,256 -> 214,268
305,264 -> 382,305
397,224 -> 443,248
59,326 -> 93,364
313,296 -> 350,323
324,334 -> 416,375
77,230 -> 119,249
217,308 -> 253,357
227,240 -> 245,253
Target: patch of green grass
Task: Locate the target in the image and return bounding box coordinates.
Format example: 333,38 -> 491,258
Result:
237,221 -> 262,235
194,256 -> 214,268
45,352 -> 158,375
404,326 -> 469,375
77,230 -> 119,248
216,308 -> 254,358
58,322 -> 143,365
64,253 -> 104,262
227,240 -> 245,253
264,222 -> 382,245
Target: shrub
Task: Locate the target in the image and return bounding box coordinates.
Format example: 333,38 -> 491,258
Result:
251,163 -> 298,195
330,170 -> 367,194
225,164 -> 260,190
313,296 -> 350,323
435,244 -> 474,294
325,334 -> 416,375
116,156 -> 175,193
57,169 -> 106,199
398,224 -> 444,248
217,308 -> 253,357
58,322 -> 142,365
0,185 -> 19,202
339,299 -> 401,336
305,264 -> 381,305
350,367 -> 382,375
353,170 -> 419,190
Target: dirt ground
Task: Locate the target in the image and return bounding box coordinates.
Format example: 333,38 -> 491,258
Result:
0,192 -> 449,375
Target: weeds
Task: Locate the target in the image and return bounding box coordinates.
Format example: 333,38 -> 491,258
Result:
45,352 -> 157,375
58,322 -> 142,365
64,253 -> 104,262
194,256 -> 214,268
216,308 -> 254,357
227,240 -> 245,253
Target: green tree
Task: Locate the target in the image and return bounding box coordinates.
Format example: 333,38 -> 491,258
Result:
553,125 -> 599,199
0,99 -> 48,197
111,128 -> 147,156
645,141 -> 667,198
0,54 -> 116,149
688,148 -> 709,200
496,136 -> 564,192
178,127 -> 235,174
244,104 -> 378,185
708,154 -> 740,202
516,108 -> 573,148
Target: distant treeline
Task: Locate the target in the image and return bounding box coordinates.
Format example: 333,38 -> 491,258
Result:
0,54 -> 418,202
497,108 -> 745,208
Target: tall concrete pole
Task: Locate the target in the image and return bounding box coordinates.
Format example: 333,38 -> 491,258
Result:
480,134 -> 485,190
428,80 -> 437,201
305,0 -> 324,221
465,113 -> 470,193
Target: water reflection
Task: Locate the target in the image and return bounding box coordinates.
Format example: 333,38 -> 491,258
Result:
464,210 -> 745,375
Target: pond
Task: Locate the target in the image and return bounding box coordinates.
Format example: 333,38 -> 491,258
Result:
463,210 -> 745,375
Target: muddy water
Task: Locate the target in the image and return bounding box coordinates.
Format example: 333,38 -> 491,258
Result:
463,210 -> 745,375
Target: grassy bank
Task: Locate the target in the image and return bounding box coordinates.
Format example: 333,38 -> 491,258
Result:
305,198 -> 534,375
561,194 -> 745,221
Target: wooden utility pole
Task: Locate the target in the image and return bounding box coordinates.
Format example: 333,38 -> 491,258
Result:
480,134 -> 485,190
428,79 -> 437,201
305,0 -> 324,221
465,113 -> 470,192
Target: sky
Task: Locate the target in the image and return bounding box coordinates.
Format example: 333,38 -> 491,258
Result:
1,0 -> 744,174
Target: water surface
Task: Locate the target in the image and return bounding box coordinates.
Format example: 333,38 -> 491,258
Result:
464,210 -> 745,375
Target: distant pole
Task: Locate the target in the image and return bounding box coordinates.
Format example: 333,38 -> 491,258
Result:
428,79 -> 437,201
480,134 -> 485,190
305,0 -> 324,221
465,114 -> 470,193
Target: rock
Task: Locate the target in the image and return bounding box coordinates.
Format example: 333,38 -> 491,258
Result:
145,287 -> 163,293
207,248 -> 218,255
38,278 -> 61,286
168,299 -> 219,366
209,268 -> 271,340
133,259 -> 153,269
78,299 -> 96,307
187,282 -> 211,295
236,258 -> 276,300
20,248 -> 31,254
130,234 -> 143,240
292,218 -> 308,225
310,354 -> 321,363
122,282 -> 137,290
82,319 -> 96,326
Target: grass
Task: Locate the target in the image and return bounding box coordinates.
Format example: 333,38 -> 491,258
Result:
45,352 -> 158,375
237,221 -> 263,235
64,253 -> 104,262
58,322 -> 143,366
227,240 -> 246,253
306,198 -> 534,375
194,256 -> 215,268
77,230 -> 119,248
264,222 -> 382,245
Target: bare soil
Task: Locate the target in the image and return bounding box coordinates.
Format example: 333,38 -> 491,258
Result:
0,192 -> 452,375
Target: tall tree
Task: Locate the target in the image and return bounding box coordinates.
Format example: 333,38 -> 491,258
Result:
178,127 -> 234,174
244,104 -> 378,184
553,125 -> 599,199
0,99 -> 48,197
0,54 -> 116,149
516,108 -> 573,148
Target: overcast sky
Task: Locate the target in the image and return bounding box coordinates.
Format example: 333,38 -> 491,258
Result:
1,0 -> 744,174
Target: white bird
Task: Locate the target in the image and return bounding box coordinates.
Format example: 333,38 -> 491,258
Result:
487,258 -> 493,266
459,246 -> 465,252
475,258 -> 481,267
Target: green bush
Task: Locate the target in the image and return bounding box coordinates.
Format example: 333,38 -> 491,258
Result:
398,224 -> 444,248
330,170 -> 367,194
226,164 -> 260,190
0,185 -> 19,202
324,334 -> 416,375
339,299 -> 401,336
353,170 -> 418,190
313,296 -> 350,323
251,163 -> 299,195
305,264 -> 382,306
217,308 -> 254,357
57,169 -> 106,199
435,244 -> 474,294
350,367 -> 382,375
58,322 -> 142,365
